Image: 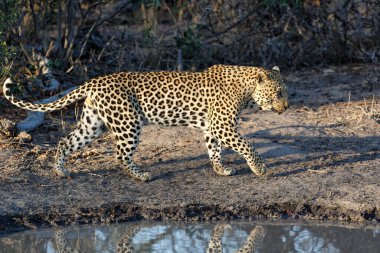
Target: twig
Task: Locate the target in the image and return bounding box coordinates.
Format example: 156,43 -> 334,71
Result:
64,0 -> 78,61
0,140 -> 53,147
96,0 -> 132,28
28,0 -> 38,36
0,61 -> 14,87
370,94 -> 375,113
88,173 -> 102,177
161,1 -> 178,26
307,169 -> 328,174
347,91 -> 351,108
0,141 -> 34,146
97,35 -> 115,61
57,0 -> 62,55
18,31 -> 36,68
66,18 -> 100,73
0,174 -> 26,183
212,9 -> 257,37
45,41 -> 55,58
77,1 -> 100,21
68,0 -> 121,72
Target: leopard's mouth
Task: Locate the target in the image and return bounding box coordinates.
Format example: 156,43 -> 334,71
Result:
271,107 -> 281,114
271,105 -> 288,114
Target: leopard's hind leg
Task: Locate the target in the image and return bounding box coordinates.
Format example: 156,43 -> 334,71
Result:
54,103 -> 106,178
98,94 -> 151,182
113,115 -> 151,182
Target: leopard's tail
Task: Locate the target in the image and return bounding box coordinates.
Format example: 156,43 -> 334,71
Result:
3,78 -> 89,112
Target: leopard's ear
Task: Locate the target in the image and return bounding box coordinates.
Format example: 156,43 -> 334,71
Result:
272,66 -> 280,72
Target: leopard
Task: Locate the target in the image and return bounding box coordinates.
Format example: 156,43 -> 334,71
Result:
3,64 -> 288,182
207,224 -> 266,253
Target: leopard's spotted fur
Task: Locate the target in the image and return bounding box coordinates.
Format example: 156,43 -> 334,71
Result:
3,65 -> 288,181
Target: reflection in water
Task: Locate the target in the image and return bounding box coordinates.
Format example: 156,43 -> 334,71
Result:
205,224 -> 264,253
288,226 -> 340,253
0,221 -> 379,253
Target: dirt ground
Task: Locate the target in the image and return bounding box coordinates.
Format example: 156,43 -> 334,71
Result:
0,64 -> 379,233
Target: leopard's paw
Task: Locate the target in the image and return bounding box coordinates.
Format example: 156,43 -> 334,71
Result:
54,165 -> 71,179
253,163 -> 267,176
212,162 -> 236,176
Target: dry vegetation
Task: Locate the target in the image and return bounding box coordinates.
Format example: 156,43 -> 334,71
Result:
0,0 -> 379,87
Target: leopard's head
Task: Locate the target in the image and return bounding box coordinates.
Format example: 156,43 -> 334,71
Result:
252,66 -> 289,114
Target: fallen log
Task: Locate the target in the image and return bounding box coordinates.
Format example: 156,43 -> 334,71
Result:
17,86 -> 77,133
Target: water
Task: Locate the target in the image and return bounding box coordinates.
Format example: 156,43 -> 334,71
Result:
0,221 -> 379,253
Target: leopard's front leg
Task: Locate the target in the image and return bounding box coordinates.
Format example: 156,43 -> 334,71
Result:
210,124 -> 266,176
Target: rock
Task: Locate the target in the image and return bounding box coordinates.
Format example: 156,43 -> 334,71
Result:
16,131 -> 33,143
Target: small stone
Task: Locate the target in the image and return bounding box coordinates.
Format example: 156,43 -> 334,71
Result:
0,118 -> 16,139
17,131 -> 33,143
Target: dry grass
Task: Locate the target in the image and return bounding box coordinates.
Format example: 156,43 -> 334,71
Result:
3,0 -> 380,86
346,95 -> 380,124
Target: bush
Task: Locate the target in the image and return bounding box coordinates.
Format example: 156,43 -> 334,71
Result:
0,0 -> 20,83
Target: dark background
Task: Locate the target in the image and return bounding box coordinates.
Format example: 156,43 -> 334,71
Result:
0,0 -> 379,87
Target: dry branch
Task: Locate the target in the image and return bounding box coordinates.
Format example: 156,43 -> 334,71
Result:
0,174 -> 26,183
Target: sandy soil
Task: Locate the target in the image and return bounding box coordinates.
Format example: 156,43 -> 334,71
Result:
0,64 -> 379,233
